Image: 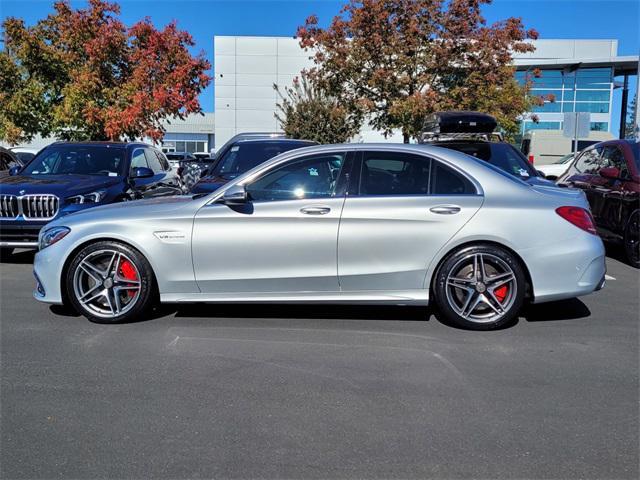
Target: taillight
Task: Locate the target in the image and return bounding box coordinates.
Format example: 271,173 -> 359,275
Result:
556,206 -> 597,235
528,155 -> 534,164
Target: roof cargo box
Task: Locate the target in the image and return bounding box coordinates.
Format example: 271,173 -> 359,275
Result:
422,111 -> 497,134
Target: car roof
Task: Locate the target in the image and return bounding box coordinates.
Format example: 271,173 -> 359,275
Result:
234,138 -> 317,145
49,141 -> 150,149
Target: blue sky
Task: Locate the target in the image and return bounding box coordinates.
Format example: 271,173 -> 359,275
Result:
2,0 -> 638,133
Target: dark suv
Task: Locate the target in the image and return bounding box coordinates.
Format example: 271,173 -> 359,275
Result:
191,138 -> 317,194
0,142 -> 182,255
420,111 -> 551,186
558,139 -> 640,267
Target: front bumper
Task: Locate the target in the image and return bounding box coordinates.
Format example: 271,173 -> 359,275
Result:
0,223 -> 44,248
33,241 -> 65,304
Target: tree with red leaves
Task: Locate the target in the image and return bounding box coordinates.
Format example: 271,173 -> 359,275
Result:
0,0 -> 210,144
297,0 -> 544,142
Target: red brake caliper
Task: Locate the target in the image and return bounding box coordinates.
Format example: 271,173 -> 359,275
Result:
118,259 -> 138,298
494,285 -> 508,303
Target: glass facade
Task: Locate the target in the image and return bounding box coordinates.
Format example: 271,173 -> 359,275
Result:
516,67 -> 613,133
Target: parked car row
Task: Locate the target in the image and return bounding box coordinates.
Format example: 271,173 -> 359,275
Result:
1,111 -> 634,328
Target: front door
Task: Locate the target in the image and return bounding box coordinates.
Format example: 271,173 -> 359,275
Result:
338,151 -> 483,292
192,151 -> 349,294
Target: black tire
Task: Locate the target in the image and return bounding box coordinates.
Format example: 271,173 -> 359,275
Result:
433,244 -> 526,330
623,210 -> 640,269
65,241 -> 157,324
0,248 -> 13,262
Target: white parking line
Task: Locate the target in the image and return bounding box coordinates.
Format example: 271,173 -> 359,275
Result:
605,275 -> 616,281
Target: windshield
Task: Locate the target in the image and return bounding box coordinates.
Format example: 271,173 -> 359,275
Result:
436,142 -> 537,180
212,142 -> 308,177
21,145 -> 126,176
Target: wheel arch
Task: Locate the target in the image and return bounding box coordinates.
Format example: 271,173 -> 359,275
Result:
427,239 -> 535,301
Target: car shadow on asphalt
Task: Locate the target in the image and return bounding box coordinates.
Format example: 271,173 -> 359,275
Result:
0,249 -> 36,264
520,298 -> 591,323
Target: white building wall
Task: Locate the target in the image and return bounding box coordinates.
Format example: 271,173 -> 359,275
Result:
214,37 -> 620,148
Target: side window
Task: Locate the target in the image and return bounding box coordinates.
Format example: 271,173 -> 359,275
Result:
359,151 -> 431,195
0,152 -> 11,170
431,161 -> 476,195
575,147 -> 603,174
601,146 -> 628,178
247,153 -> 345,202
130,149 -> 148,170
144,149 -> 163,173
155,151 -> 171,171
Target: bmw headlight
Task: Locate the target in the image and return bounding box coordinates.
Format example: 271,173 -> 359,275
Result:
39,226 -> 70,250
67,190 -> 107,204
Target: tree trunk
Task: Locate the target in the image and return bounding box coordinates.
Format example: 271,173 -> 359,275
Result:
403,132 -> 410,143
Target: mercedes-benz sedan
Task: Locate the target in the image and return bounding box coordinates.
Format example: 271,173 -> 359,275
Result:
33,144 -> 606,330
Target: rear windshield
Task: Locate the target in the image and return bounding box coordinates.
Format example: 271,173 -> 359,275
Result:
213,142 -> 311,177
436,142 -> 537,180
22,145 -> 126,176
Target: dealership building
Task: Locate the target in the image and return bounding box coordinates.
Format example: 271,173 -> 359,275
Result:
212,36 -> 638,149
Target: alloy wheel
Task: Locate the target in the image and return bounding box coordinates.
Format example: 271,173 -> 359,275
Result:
72,249 -> 142,319
444,253 -> 517,324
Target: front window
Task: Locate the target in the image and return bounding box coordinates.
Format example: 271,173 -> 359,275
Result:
247,153 -> 344,202
437,142 -> 536,180
22,145 -> 126,177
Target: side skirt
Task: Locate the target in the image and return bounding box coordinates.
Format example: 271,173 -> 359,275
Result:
160,290 -> 429,305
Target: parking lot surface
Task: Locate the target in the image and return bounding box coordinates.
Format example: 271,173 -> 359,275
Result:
1,249 -> 638,479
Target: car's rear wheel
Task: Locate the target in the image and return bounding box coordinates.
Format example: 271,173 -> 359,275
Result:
433,244 -> 526,330
623,211 -> 639,268
65,241 -> 156,323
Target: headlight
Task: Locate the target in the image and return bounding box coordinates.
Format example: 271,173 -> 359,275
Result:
39,226 -> 70,250
67,190 -> 107,204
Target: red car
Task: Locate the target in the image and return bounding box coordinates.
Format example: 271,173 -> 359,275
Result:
558,139 -> 640,267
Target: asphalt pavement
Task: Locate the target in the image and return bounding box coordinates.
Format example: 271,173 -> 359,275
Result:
0,248 -> 638,479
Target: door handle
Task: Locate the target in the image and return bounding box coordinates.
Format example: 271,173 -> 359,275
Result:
430,205 -> 461,215
300,206 -> 331,215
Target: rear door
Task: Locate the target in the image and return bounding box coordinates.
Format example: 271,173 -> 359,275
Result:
337,150 -> 483,292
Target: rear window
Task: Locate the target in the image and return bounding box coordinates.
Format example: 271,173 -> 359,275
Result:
213,142 -> 311,177
436,142 -> 536,180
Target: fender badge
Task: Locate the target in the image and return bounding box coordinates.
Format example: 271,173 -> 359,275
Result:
153,231 -> 186,243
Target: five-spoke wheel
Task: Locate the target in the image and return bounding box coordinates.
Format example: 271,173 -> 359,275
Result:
434,244 -> 526,330
66,241 -> 156,323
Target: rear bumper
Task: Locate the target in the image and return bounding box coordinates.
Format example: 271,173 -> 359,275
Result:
522,233 -> 606,304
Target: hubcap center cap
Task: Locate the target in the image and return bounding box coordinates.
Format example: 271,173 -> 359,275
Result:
103,278 -> 114,289
475,282 -> 486,293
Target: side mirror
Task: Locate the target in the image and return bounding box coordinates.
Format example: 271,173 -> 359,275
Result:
599,166 -> 620,180
8,165 -> 21,176
130,166 -> 154,179
222,184 -> 247,205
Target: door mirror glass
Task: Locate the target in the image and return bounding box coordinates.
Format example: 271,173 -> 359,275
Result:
130,166 -> 154,179
8,165 -> 21,176
222,184 -> 248,205
599,166 -> 620,180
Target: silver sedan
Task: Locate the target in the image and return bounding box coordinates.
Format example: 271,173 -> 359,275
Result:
33,144 -> 606,330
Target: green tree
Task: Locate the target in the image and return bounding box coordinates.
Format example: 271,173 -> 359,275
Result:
624,94 -> 637,139
297,0 -> 543,142
274,75 -> 362,144
0,0 -> 210,145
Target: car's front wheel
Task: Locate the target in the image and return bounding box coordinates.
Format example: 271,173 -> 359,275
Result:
433,244 -> 526,330
65,241 -> 157,323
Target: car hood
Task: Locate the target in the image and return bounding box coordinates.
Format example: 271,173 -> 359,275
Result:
0,174 -> 122,196
51,195 -> 197,226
